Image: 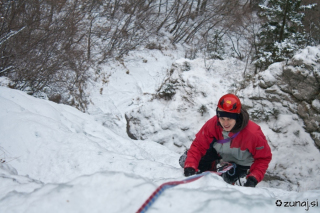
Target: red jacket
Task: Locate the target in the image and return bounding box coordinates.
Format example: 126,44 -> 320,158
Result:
184,116 -> 272,182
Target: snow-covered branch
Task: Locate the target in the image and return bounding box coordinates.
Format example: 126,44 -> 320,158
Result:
0,66 -> 14,74
0,26 -> 26,47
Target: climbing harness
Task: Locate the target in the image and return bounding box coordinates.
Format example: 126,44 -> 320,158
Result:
136,163 -> 235,213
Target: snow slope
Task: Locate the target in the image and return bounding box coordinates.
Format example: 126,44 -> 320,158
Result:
1,85 -> 320,212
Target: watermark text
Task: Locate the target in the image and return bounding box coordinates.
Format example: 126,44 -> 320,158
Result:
275,199 -> 318,211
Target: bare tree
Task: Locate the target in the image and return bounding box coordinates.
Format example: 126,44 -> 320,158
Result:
0,0 -> 90,111
301,0 -> 320,45
2,0 -> 315,112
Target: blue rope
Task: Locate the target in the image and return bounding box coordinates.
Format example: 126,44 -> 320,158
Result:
184,171 -> 210,181
227,163 -> 237,176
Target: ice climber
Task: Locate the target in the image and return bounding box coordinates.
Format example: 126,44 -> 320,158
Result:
179,94 -> 272,187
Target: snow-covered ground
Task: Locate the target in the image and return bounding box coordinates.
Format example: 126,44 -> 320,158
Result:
1,46 -> 320,212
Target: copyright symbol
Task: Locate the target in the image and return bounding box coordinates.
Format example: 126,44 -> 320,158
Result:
275,200 -> 282,207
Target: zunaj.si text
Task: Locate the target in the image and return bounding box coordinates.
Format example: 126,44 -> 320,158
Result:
275,199 -> 318,211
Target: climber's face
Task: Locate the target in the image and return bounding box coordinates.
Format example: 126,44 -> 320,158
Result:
219,117 -> 236,132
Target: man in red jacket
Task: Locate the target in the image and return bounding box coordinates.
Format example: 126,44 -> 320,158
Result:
180,94 -> 272,187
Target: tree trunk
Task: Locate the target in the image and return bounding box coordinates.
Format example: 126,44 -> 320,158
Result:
279,0 -> 290,42
200,0 -> 207,13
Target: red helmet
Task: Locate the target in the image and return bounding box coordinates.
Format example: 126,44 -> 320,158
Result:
217,94 -> 241,114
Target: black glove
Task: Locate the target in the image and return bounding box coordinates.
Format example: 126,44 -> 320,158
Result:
184,167 -> 196,177
244,176 -> 258,187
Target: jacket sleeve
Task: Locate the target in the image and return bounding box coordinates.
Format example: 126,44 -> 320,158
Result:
247,129 -> 272,182
184,117 -> 218,170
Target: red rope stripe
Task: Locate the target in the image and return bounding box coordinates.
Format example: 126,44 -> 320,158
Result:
136,163 -> 234,213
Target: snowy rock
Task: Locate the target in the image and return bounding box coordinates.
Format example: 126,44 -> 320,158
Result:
125,58 -> 246,153
242,46 -> 320,148
239,46 -> 320,191
312,99 -> 320,113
